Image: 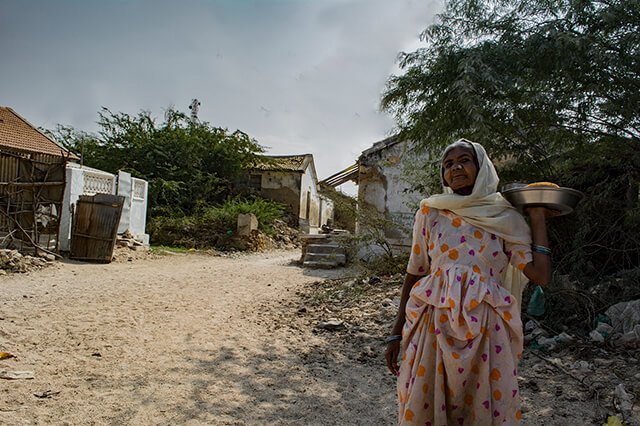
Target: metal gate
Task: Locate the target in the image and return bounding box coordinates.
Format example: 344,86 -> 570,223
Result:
70,194 -> 124,262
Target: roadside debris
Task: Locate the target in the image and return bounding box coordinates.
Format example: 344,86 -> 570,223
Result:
605,300 -> 640,348
0,370 -> 34,380
316,319 -> 346,331
524,320 -> 576,351
0,249 -> 52,273
33,390 -> 60,399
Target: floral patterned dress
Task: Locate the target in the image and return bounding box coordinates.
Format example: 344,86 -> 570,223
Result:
398,206 -> 532,425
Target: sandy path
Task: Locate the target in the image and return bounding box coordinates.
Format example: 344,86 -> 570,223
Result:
0,251 -> 396,425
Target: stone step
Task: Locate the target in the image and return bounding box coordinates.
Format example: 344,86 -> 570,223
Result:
306,243 -> 345,255
304,252 -> 346,264
302,260 -> 343,269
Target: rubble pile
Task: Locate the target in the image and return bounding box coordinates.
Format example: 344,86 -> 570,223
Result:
237,220 -> 300,252
291,274 -> 403,364
116,232 -> 147,251
0,249 -> 52,274
111,235 -> 155,263
270,219 -> 300,249
243,230 -> 275,252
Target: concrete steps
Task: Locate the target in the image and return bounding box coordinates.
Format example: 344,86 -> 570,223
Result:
304,252 -> 347,264
303,242 -> 347,268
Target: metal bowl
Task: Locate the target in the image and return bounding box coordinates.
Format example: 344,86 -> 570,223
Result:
501,186 -> 584,216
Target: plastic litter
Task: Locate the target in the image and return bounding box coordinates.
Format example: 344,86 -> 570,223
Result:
614,383 -> 634,413
534,332 -> 575,351
590,329 -> 605,343
527,285 -> 546,317
605,299 -> 640,348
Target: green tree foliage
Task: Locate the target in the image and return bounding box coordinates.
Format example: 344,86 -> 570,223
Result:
318,185 -> 357,232
49,108 -> 265,217
382,0 -> 639,282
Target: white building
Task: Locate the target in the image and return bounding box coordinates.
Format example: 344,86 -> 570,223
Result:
246,154 -> 334,234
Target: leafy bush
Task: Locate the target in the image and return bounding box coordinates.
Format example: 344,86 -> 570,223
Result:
198,197 -> 284,235
148,197 -> 285,249
318,185 -> 357,232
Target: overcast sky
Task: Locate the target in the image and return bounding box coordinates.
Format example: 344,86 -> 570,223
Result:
1,0 -> 441,194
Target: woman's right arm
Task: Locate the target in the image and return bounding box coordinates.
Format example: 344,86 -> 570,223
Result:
385,209 -> 430,375
385,272 -> 424,375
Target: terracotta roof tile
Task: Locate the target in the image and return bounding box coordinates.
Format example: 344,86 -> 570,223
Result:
0,107 -> 78,159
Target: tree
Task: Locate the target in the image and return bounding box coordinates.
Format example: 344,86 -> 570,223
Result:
48,107 -> 265,217
382,0 -> 640,281
383,0 -> 639,172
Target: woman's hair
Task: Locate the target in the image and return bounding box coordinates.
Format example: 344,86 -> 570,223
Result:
440,138 -> 480,187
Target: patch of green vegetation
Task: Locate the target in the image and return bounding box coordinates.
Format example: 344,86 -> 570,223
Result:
149,245 -> 193,254
148,196 -> 285,249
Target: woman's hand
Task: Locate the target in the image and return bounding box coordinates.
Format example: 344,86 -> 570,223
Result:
522,207 -> 555,285
385,340 -> 401,375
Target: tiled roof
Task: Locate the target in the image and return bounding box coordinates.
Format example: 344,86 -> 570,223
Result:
0,107 -> 79,159
252,154 -> 312,172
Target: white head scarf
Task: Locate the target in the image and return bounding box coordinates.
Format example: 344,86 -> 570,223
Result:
420,139 -> 532,307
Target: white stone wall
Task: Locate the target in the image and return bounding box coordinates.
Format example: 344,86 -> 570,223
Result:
117,172 -> 149,244
260,171 -> 300,190
357,140 -> 429,250
299,163 -> 322,233
59,165 -> 116,251
319,195 -> 334,227
59,165 -> 149,251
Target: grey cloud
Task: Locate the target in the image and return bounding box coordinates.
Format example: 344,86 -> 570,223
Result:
0,0 -> 442,188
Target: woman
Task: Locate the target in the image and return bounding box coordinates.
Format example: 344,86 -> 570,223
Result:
385,139 -> 553,425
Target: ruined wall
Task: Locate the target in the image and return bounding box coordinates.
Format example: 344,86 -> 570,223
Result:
319,196 -> 334,227
299,164 -> 324,232
258,171 -> 302,224
357,141 -> 428,250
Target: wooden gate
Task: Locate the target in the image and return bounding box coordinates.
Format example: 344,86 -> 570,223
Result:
70,194 -> 124,262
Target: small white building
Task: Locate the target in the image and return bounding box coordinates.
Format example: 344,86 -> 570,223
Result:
246,154 -> 334,234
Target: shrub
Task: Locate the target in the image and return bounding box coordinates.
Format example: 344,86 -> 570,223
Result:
148,197 -> 285,249
198,197 -> 284,235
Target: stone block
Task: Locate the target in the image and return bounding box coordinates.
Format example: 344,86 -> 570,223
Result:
237,213 -> 258,236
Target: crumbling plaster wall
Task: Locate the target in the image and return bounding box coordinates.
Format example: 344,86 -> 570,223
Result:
319,196 -> 334,227
299,165 -> 321,229
255,164 -> 332,234
357,141 -> 428,249
259,171 -> 302,223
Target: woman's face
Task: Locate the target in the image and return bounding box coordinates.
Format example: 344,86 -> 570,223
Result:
442,146 -> 478,194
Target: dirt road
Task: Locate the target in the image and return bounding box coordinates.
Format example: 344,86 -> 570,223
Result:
1,250 -> 637,425
0,250 -> 396,425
